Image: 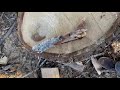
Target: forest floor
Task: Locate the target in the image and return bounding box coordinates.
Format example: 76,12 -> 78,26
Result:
0,12 -> 120,78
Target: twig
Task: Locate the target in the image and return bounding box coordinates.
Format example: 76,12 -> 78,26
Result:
0,21 -> 16,45
4,14 -> 11,24
36,58 -> 42,69
39,59 -> 47,67
21,70 -> 36,78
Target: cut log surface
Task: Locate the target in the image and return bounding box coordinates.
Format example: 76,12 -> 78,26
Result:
20,12 -> 118,54
41,68 -> 60,78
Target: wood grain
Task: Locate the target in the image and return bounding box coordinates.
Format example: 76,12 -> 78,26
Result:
19,12 -> 118,54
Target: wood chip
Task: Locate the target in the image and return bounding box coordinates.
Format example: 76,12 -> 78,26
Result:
0,56 -> 8,65
91,56 -> 102,75
41,68 -> 60,78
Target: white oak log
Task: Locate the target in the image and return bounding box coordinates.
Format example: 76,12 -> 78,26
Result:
20,12 -> 118,54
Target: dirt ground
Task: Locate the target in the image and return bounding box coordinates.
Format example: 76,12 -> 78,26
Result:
0,12 -> 120,78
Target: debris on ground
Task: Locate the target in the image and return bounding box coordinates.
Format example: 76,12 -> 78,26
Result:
63,62 -> 85,72
0,71 -> 23,78
0,12 -> 120,78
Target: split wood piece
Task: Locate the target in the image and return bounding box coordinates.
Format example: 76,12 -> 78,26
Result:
91,56 -> 102,75
18,12 -> 119,55
41,68 -> 60,78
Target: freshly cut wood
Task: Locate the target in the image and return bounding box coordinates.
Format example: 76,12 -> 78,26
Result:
91,56 -> 102,75
41,68 -> 60,78
18,12 -> 119,55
